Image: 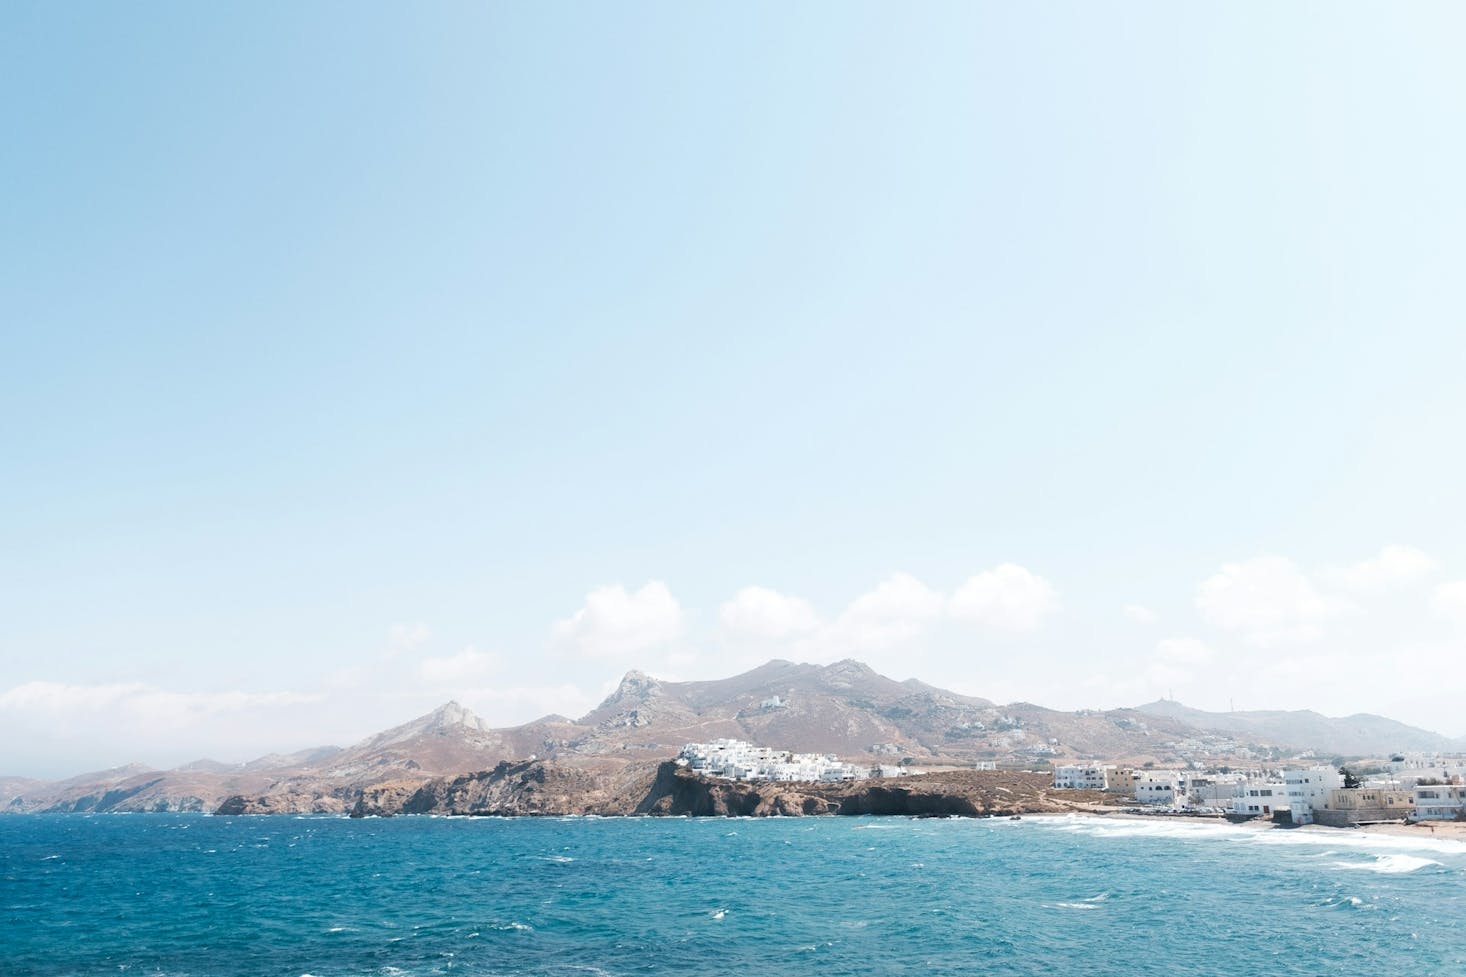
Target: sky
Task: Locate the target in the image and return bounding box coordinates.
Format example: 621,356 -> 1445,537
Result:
3,2 -> 1465,777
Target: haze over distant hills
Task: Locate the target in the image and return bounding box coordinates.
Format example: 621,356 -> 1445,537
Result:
1134,699 -> 1459,757
4,659 -> 1461,815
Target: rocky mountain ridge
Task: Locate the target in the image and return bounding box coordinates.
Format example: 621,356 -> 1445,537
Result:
4,659 -> 1460,815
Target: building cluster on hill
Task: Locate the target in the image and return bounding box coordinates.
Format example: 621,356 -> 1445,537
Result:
677,739 -> 875,782
1052,753 -> 1466,825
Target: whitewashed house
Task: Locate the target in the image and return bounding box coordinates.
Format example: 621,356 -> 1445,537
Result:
677,739 -> 866,783
1134,770 -> 1186,806
1232,778 -> 1288,818
1413,783 -> 1466,821
1053,764 -> 1111,790
1283,766 -> 1343,825
1187,774 -> 1244,808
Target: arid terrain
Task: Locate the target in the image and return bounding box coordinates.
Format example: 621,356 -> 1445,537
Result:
4,659 -> 1459,816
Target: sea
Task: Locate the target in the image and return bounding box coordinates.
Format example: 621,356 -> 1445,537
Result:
3,813 -> 1465,976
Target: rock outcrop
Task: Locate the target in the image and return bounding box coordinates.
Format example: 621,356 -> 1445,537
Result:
214,790 -> 350,815
333,760 -> 1112,819
633,763 -> 1110,818
349,758 -> 661,818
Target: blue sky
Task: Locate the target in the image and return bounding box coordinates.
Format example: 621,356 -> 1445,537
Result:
3,3 -> 1465,775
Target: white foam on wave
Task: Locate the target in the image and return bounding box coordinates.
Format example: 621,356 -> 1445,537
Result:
1331,854 -> 1442,875
1026,814 -> 1466,861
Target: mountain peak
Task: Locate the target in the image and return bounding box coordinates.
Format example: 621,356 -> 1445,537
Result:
616,669 -> 661,694
826,658 -> 875,674
349,701 -> 491,752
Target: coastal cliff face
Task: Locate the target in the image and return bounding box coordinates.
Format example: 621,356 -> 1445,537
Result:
633,764 -> 1107,818
350,759 -> 658,818
340,760 -> 1111,819
631,762 -> 838,816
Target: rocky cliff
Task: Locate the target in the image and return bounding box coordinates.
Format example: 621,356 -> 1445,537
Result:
349,758 -> 659,818
341,760 -> 1114,819
633,763 -> 1112,818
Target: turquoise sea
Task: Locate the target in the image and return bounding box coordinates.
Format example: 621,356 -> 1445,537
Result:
3,813 -> 1465,976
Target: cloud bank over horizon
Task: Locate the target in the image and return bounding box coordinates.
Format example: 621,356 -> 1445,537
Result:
4,545 -> 1463,778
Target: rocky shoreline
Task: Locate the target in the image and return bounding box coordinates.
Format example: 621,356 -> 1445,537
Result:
325,760 -> 1116,819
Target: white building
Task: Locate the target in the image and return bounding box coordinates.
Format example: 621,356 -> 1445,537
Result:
1053,764 -> 1111,790
1283,766 -> 1343,825
1413,783 -> 1466,821
1232,778 -> 1288,818
1134,770 -> 1186,806
677,739 -> 867,783
1187,773 -> 1245,808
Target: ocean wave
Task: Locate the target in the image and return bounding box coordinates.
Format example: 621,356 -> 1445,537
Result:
1026,814 -> 1466,861
1331,854 -> 1442,875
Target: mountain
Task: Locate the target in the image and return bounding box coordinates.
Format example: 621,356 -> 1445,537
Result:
1136,700 -> 1466,757
5,659 -> 1461,815
573,658 -> 997,759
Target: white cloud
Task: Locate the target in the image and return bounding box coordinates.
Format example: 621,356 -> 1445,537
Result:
552,581 -> 684,658
418,647 -> 501,685
719,586 -> 821,639
826,572 -> 946,650
1155,637 -> 1212,665
1195,555 -> 1348,647
1123,604 -> 1157,625
1321,545 -> 1439,593
1432,580 -> 1466,628
948,564 -> 1058,632
0,681 -> 319,723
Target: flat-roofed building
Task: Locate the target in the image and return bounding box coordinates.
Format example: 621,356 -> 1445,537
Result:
1053,764 -> 1110,790
1413,783 -> 1466,821
1313,787 -> 1412,827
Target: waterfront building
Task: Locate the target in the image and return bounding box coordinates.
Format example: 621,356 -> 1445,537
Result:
1232,777 -> 1287,818
1282,766 -> 1343,825
1413,783 -> 1466,821
1105,767 -> 1139,795
1053,764 -> 1111,790
1313,787 -> 1412,827
1187,773 -> 1245,808
1133,770 -> 1186,806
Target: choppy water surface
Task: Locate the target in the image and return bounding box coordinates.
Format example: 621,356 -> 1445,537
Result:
3,813 -> 1465,976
